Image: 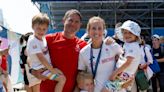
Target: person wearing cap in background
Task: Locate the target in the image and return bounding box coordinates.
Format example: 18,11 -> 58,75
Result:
151,34 -> 164,92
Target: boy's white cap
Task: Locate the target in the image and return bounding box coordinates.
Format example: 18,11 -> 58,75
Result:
152,34 -> 160,39
121,20 -> 141,37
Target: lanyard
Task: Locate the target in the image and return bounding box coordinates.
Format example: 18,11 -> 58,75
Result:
90,42 -> 103,79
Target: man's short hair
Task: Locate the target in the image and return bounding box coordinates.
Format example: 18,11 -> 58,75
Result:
63,9 -> 82,21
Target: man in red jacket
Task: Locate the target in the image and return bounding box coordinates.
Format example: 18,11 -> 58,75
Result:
31,9 -> 87,92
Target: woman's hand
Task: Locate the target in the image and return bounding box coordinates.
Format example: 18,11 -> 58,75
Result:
104,36 -> 115,45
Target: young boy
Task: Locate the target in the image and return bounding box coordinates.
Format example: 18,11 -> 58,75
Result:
26,13 -> 66,92
77,72 -> 94,92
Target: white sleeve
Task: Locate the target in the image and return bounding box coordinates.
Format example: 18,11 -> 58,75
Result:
145,47 -> 153,64
113,43 -> 124,55
78,53 -> 87,71
125,45 -> 137,58
27,39 -> 42,55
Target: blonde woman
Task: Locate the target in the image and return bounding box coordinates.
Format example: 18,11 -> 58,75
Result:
78,16 -> 123,92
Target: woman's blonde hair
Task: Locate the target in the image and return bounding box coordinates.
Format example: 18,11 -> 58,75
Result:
86,16 -> 106,33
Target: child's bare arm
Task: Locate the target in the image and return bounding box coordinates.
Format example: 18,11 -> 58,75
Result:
36,53 -> 58,74
110,56 -> 134,81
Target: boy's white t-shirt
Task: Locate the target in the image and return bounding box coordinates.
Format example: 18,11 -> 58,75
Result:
78,42 -> 123,92
26,35 -> 51,70
121,42 -> 142,75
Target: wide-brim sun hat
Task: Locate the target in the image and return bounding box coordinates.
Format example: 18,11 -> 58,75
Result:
121,20 -> 141,37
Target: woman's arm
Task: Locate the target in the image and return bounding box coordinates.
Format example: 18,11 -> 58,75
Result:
104,36 -> 115,45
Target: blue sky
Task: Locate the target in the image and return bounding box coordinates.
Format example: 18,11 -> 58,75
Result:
0,0 -> 39,34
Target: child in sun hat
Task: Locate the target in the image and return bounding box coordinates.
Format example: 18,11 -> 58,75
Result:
103,20 -> 142,92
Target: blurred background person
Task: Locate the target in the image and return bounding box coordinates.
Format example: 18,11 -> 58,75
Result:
151,34 -> 164,92
137,37 -> 153,92
0,39 -> 9,92
112,22 -> 124,47
19,32 -> 33,92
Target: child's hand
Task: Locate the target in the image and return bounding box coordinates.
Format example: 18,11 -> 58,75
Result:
109,74 -> 117,81
121,75 -> 134,89
139,64 -> 148,69
104,36 -> 115,45
101,87 -> 110,92
53,68 -> 64,75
